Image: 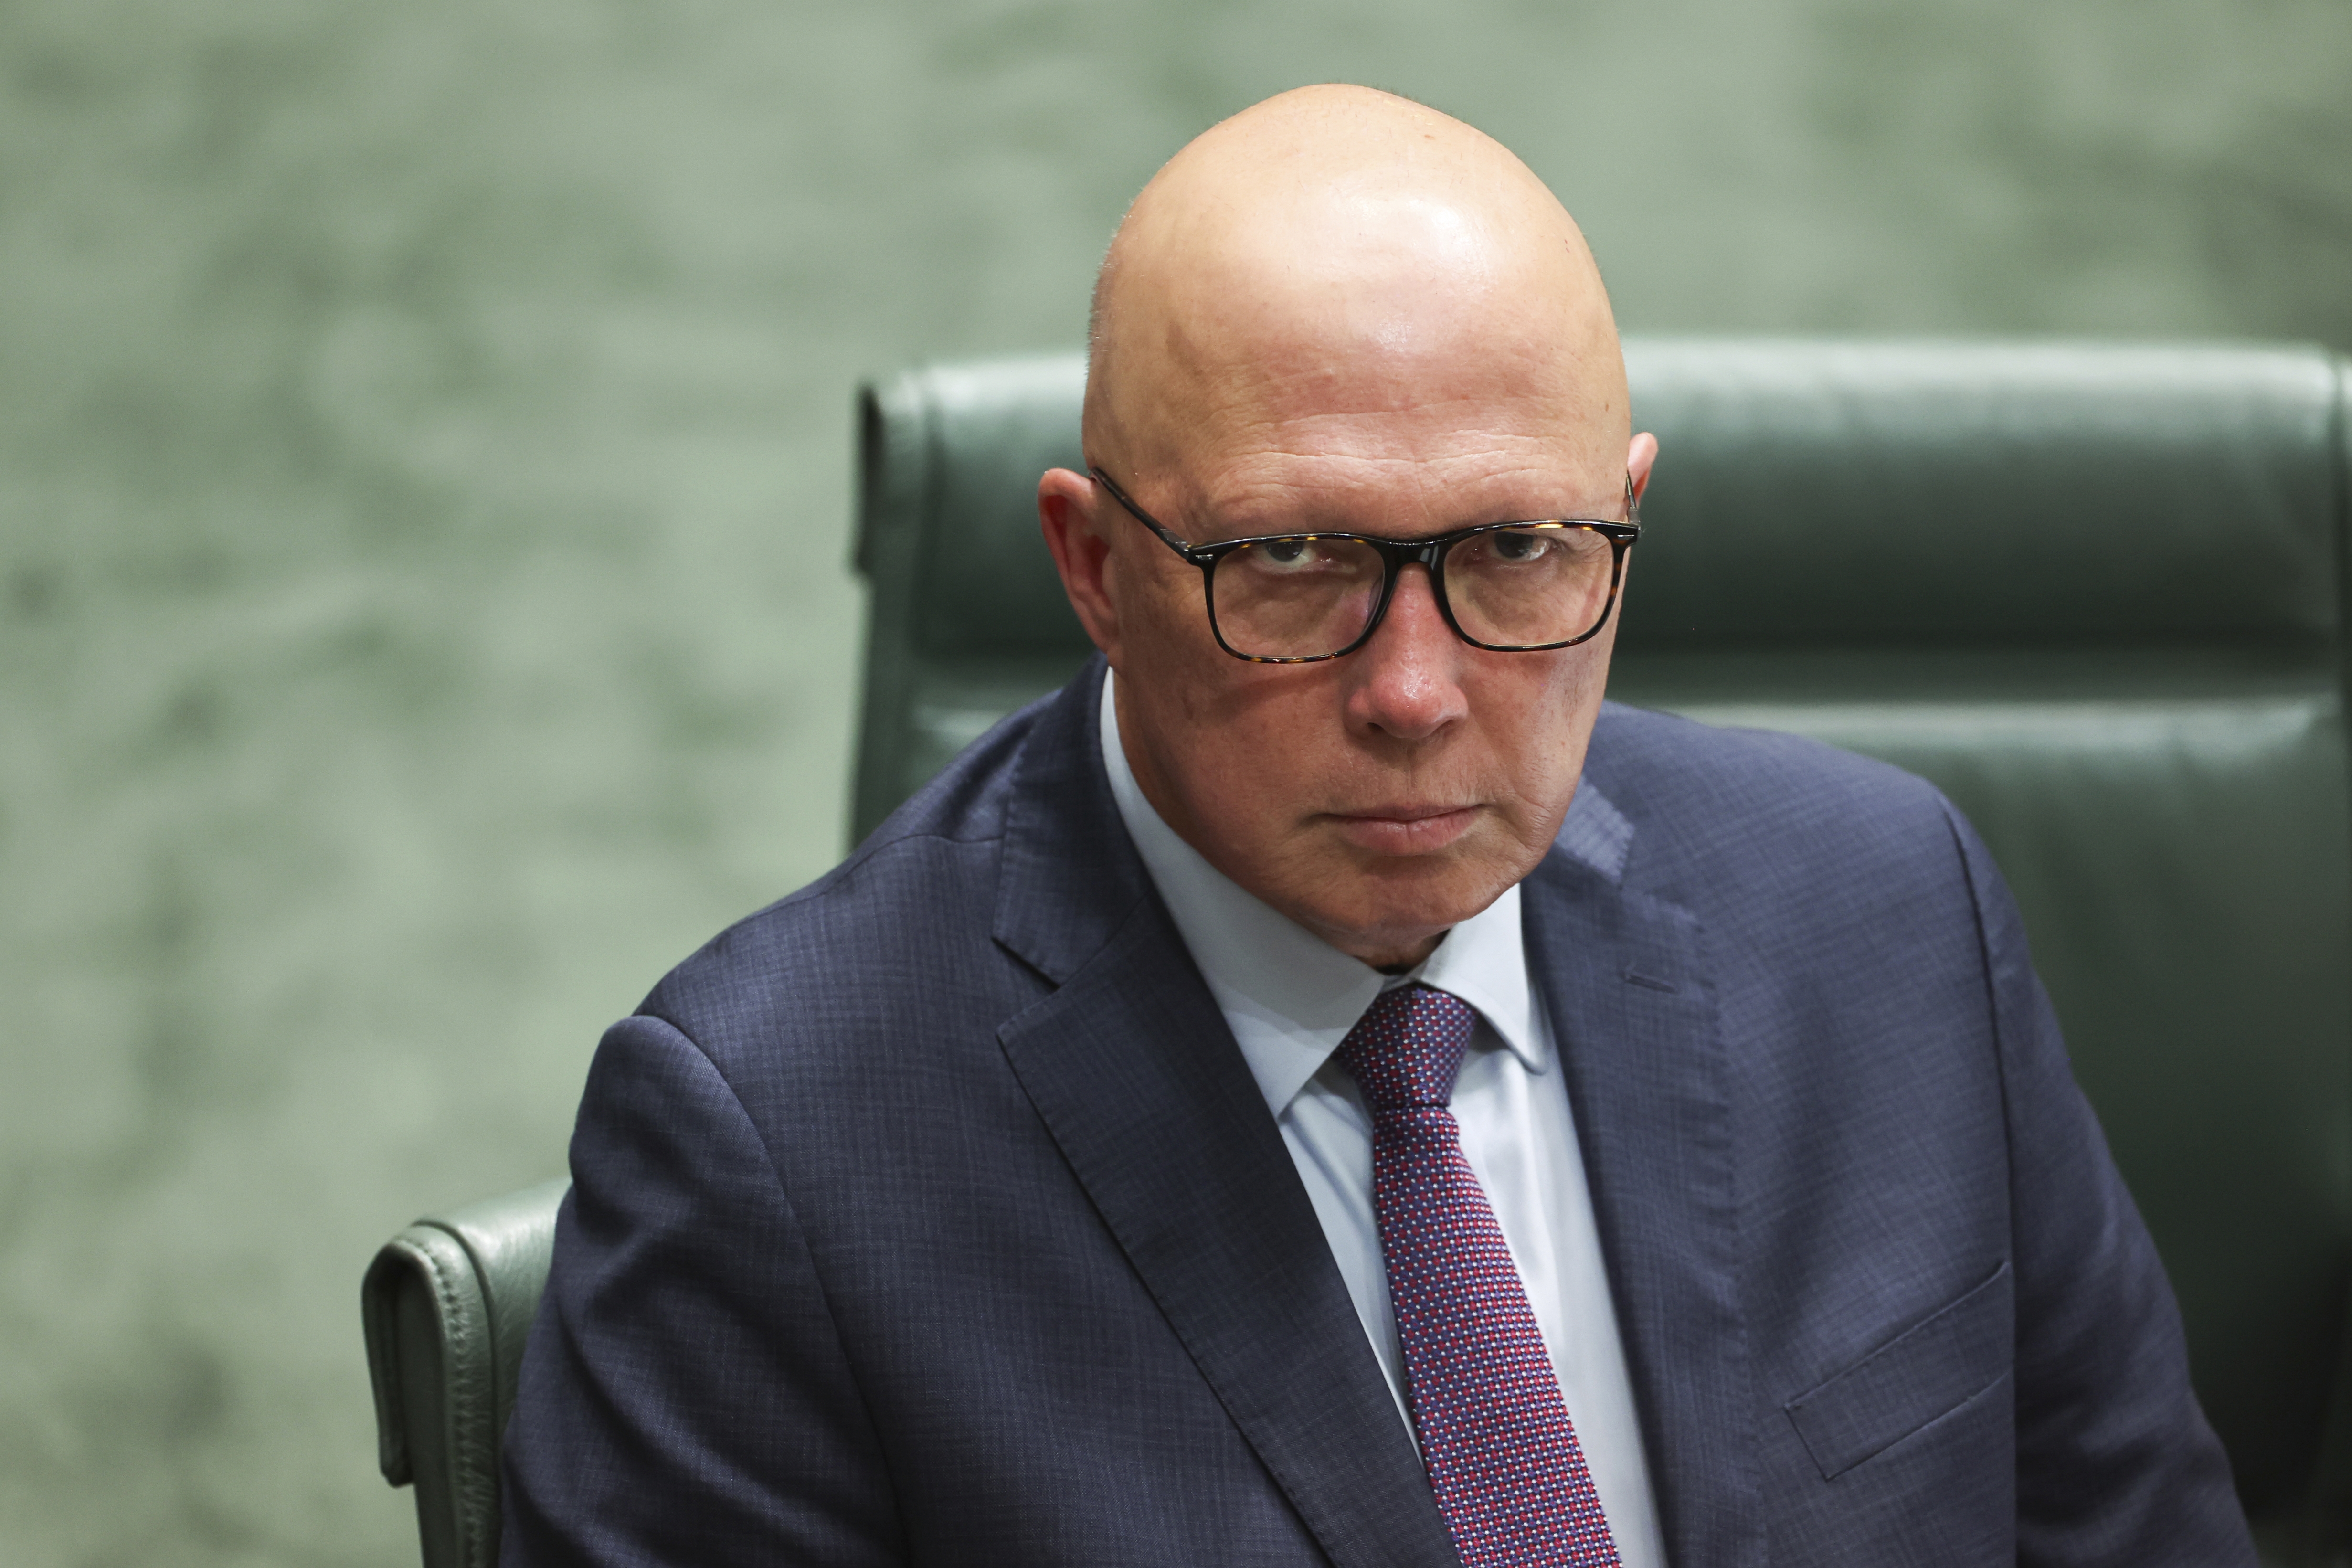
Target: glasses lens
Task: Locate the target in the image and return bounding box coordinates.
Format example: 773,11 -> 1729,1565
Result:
1443,526 -> 1619,648
1210,536 -> 1387,659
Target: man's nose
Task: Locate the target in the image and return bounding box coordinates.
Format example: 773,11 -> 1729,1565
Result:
1342,564 -> 1471,742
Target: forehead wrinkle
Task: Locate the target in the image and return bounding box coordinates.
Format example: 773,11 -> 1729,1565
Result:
1179,441 -> 1601,540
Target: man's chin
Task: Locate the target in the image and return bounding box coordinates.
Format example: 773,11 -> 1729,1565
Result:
1288,844 -> 1527,962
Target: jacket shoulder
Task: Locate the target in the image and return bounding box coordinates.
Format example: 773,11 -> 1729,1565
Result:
634,690 -> 1060,1064
1583,699 -> 1966,909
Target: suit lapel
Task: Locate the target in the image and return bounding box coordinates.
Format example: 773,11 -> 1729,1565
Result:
994,662 -> 1459,1568
1525,782 -> 1764,1568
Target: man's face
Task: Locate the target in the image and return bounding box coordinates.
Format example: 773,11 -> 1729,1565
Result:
1046,351 -> 1652,969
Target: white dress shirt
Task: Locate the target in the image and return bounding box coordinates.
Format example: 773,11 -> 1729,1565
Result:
1100,673 -> 1666,1568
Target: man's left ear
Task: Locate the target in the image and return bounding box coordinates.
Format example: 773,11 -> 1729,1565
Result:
1628,432 -> 1660,504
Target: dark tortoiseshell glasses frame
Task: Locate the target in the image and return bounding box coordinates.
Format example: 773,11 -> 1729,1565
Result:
1089,466 -> 1642,664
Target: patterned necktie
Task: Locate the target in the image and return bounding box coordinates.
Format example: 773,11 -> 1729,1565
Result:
1335,983 -> 1622,1568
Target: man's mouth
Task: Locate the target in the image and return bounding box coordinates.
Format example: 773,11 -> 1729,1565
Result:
1325,803 -> 1483,855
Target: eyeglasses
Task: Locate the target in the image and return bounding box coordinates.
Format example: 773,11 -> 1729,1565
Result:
1090,466 -> 1641,664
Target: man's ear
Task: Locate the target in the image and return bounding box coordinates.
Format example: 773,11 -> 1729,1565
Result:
1038,467 -> 1123,663
1627,432 -> 1659,504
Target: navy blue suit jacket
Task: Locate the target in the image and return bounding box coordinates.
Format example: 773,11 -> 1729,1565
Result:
502,657 -> 2254,1566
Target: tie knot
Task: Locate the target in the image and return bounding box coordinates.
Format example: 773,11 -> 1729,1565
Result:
1334,984 -> 1478,1112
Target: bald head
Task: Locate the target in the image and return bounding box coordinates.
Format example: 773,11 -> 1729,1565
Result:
1086,85 -> 1628,500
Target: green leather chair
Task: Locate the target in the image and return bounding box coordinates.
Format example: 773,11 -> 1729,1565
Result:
371,339 -> 2352,1568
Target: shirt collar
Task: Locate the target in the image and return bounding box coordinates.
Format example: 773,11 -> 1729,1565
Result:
1099,670 -> 1546,1120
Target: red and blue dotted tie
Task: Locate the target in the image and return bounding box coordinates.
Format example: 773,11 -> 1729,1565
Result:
1335,983 -> 1623,1568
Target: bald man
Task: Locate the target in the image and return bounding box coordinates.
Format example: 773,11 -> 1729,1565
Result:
502,88 -> 2255,1568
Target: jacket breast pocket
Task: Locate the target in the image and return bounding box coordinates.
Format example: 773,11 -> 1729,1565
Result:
1783,1261 -> 2013,1481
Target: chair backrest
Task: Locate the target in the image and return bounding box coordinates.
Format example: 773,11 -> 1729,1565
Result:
850,340 -> 2352,1556
363,1178 -> 569,1568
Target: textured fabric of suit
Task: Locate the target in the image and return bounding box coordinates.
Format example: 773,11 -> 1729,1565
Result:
500,655 -> 2255,1568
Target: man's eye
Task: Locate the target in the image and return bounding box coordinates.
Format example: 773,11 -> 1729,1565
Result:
1490,530 -> 1550,562
1257,538 -> 1320,568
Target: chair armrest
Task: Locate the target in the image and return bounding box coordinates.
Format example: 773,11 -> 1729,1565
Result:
362,1178 -> 569,1568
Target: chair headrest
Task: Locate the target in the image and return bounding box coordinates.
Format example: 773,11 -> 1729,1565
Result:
859,340 -> 2347,657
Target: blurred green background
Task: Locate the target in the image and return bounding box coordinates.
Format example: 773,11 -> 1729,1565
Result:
1,0 -> 2347,1562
